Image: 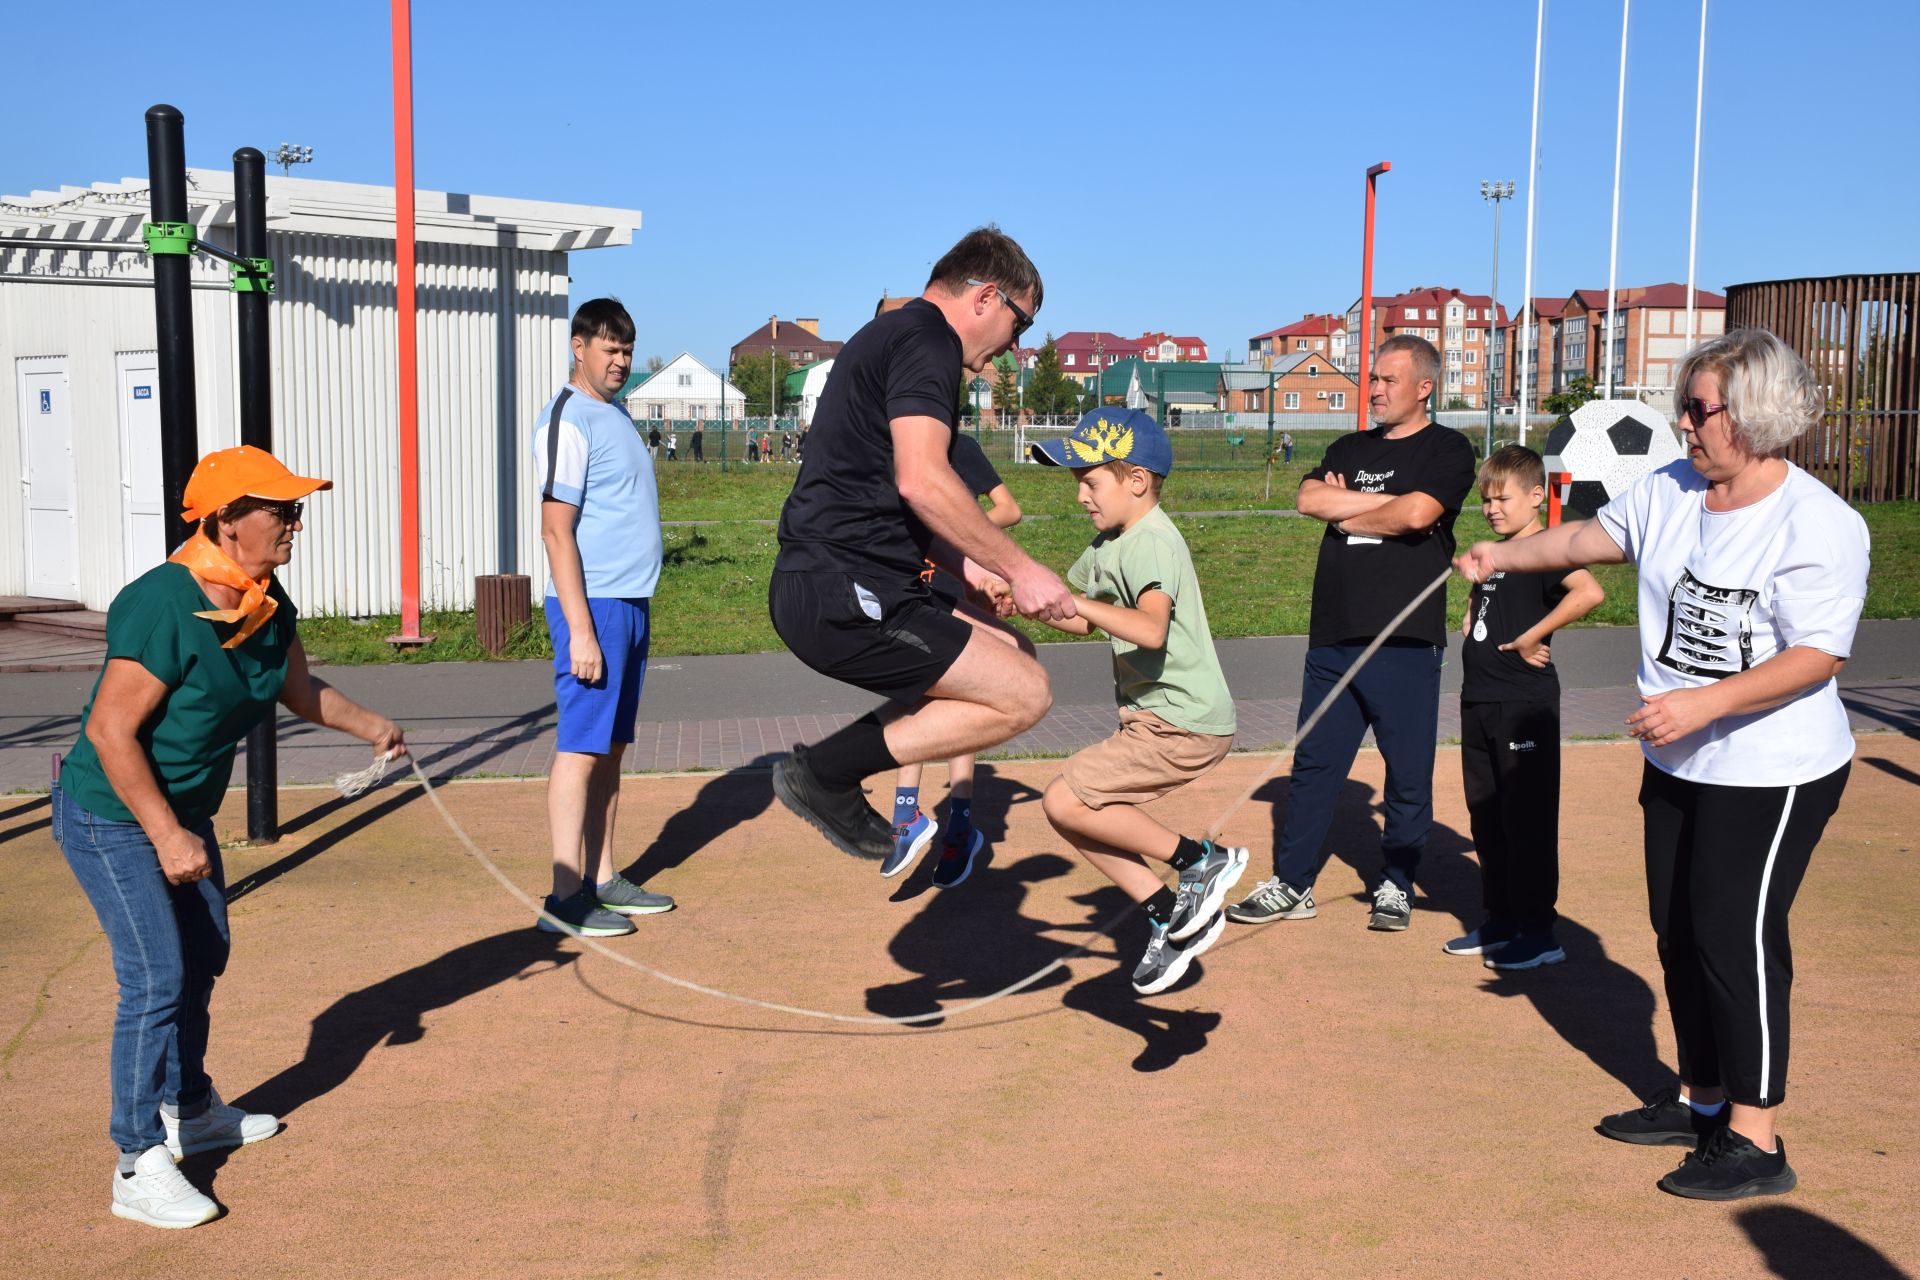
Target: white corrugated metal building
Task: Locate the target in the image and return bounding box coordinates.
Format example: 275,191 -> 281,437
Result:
0,170 -> 640,615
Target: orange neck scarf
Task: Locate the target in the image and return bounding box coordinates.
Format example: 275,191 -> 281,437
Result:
168,532 -> 278,649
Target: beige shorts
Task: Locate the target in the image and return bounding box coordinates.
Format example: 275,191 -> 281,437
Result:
1061,708 -> 1234,811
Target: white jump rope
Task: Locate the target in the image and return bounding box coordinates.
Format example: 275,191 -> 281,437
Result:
334,566 -> 1455,1029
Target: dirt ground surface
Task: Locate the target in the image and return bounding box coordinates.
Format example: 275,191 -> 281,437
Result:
3,738 -> 1917,1280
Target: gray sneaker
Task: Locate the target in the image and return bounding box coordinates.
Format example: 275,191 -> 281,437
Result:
1368,881 -> 1412,931
537,891 -> 636,937
596,875 -> 675,916
1132,910 -> 1227,995
1226,876 -> 1316,923
1168,843 -> 1250,941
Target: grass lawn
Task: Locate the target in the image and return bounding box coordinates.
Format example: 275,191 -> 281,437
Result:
297,458 -> 1920,664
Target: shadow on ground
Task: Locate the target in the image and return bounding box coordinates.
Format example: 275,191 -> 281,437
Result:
1736,1203 -> 1914,1279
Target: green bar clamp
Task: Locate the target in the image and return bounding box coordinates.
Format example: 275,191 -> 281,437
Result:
141,221 -> 194,255
230,256 -> 275,294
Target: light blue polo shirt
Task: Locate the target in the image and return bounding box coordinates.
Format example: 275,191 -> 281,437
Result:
531,387 -> 662,599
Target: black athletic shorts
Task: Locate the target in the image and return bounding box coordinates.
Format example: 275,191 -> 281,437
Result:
769,569 -> 973,704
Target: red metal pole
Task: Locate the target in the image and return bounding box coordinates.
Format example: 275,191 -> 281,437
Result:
388,0 -> 428,645
1356,161 -> 1391,430
1548,470 -> 1571,527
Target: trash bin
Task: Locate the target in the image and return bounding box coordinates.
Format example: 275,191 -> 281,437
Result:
474,574 -> 532,656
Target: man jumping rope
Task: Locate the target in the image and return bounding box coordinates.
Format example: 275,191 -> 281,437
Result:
768,226 -> 1074,858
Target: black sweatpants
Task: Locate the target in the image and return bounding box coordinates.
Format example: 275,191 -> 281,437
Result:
1638,759 -> 1851,1108
1460,700 -> 1561,929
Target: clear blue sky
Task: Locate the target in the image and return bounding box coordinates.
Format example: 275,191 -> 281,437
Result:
6,1 -> 1916,372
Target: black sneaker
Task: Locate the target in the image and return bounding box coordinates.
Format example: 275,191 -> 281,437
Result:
772,744 -> 892,860
1484,928 -> 1565,971
1597,1086 -> 1729,1147
1658,1127 -> 1797,1200
536,891 -> 636,937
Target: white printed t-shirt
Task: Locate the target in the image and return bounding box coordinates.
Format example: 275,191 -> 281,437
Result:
1596,459 -> 1870,787
531,387 -> 662,599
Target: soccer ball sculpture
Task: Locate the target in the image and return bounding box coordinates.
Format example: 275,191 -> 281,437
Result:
1541,399 -> 1684,519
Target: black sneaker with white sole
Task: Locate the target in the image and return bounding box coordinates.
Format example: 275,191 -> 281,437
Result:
772,744 -> 892,860
1483,928 -> 1564,970
931,829 -> 984,889
1658,1127 -> 1797,1200
1132,910 -> 1227,995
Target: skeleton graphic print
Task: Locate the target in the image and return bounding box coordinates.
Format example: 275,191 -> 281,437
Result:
1657,569 -> 1757,679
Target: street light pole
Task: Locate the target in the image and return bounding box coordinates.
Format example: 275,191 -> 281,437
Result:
1357,161 -> 1391,431
1481,180 -> 1513,456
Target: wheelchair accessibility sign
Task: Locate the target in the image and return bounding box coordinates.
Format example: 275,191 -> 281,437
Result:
39,389 -> 51,413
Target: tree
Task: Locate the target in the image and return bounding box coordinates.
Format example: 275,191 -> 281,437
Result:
729,352 -> 795,417
991,352 -> 1021,421
646,354 -> 665,374
1023,336 -> 1084,417
1543,374 -> 1597,417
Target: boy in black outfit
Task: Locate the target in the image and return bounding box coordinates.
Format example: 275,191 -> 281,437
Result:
1446,445 -> 1604,970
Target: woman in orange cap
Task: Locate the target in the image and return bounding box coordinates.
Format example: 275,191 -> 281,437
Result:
53,445 -> 407,1229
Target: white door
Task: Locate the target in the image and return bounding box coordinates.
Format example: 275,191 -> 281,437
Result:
117,352 -> 165,581
17,357 -> 79,599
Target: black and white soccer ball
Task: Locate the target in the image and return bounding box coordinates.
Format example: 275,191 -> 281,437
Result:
1541,399 -> 1684,519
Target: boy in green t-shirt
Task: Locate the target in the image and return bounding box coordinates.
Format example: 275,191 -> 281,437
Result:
1028,409 -> 1247,995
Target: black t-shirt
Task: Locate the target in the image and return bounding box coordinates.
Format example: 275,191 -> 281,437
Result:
1462,566 -> 1568,702
776,298 -> 964,584
926,434 -> 1004,600
1304,422 -> 1477,647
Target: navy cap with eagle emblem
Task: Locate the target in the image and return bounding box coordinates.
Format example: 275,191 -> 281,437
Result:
1027,407 -> 1173,476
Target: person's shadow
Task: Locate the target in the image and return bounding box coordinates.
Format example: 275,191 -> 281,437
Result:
232,927 -> 578,1123
1736,1204 -> 1914,1279
869,851 -> 1221,1074
618,752 -> 780,888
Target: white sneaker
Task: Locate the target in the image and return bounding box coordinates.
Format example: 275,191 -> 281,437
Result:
164,1087 -> 280,1158
111,1146 -> 219,1229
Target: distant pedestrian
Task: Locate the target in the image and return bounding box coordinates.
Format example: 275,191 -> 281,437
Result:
782,431 -> 794,462
691,427 -> 705,462
1281,430 -> 1295,463
665,431 -> 678,462
747,435 -> 760,464
647,425 -> 661,458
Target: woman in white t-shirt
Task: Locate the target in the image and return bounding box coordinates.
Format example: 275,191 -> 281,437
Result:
1457,329 -> 1870,1202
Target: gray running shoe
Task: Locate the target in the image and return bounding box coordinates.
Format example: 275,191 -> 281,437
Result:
1368,881 -> 1412,931
537,891 -> 636,937
1133,910 -> 1227,995
1168,843 -> 1250,941
596,875 -> 675,916
1226,876 -> 1316,923
772,744 -> 892,860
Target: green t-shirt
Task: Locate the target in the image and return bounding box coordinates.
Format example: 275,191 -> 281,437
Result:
62,562 -> 297,827
1067,504 -> 1236,737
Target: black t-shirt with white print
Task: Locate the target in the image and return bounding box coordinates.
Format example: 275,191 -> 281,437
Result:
775,299 -> 963,585
1462,565 -> 1568,703
1304,422 -> 1477,648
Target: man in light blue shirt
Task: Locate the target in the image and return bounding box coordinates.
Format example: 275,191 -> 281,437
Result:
528,297 -> 670,936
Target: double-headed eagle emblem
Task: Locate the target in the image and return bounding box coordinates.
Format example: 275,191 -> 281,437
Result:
1067,417 -> 1135,464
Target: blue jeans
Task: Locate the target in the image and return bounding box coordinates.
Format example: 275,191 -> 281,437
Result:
54,786 -> 229,1153
1273,640 -> 1444,895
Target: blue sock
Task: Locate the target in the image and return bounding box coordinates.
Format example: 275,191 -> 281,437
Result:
947,798 -> 973,845
893,786 -> 919,827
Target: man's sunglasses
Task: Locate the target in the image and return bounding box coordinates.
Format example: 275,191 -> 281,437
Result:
1677,397 -> 1727,425
967,278 -> 1033,341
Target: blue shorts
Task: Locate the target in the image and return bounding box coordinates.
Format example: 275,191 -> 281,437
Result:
546,596 -> 650,755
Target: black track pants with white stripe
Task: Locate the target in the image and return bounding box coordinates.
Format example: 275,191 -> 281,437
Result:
1638,759 -> 1851,1108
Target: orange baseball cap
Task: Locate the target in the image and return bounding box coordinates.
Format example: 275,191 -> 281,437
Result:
180,445 -> 333,521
